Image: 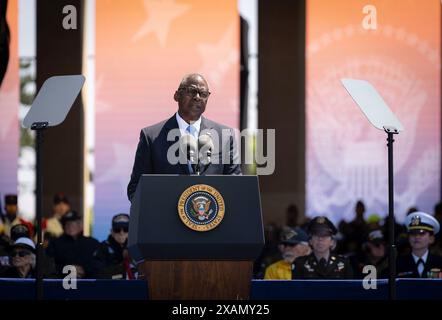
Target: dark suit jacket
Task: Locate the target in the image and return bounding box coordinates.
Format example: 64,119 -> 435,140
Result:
127,115 -> 241,201
396,252 -> 442,278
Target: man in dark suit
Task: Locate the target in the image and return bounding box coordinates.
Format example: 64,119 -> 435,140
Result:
397,211 -> 442,278
127,73 -> 241,201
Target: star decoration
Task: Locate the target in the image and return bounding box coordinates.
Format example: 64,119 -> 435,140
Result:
132,0 -> 190,47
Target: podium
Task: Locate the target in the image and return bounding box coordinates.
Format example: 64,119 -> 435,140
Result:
128,175 -> 264,300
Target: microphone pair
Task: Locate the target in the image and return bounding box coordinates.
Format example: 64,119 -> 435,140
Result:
179,133 -> 214,175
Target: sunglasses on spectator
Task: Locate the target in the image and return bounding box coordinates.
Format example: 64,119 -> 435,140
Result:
11,250 -> 31,257
113,227 -> 129,233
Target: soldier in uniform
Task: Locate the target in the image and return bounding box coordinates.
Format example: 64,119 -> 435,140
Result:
44,193 -> 71,239
264,227 -> 311,280
293,216 -> 353,279
92,213 -> 137,279
397,211 -> 442,278
0,195 -> 34,238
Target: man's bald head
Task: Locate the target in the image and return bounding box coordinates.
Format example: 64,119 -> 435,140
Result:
178,73 -> 209,91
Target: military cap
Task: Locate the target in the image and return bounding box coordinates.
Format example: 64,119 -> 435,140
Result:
10,224 -> 30,241
112,213 -> 130,228
4,194 -> 17,205
61,210 -> 82,225
366,229 -> 384,244
307,216 -> 338,236
280,227 -> 309,245
405,211 -> 440,235
53,192 -> 69,205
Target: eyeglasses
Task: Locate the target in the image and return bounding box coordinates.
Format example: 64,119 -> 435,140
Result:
11,250 -> 31,257
178,86 -> 211,99
113,227 -> 129,233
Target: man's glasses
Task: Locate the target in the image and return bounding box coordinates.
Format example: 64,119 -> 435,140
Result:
178,86 -> 211,99
113,227 -> 129,233
11,250 -> 31,257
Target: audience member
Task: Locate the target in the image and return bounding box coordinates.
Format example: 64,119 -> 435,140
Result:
351,229 -> 388,279
293,216 -> 353,279
397,211 -> 442,278
46,210 -> 100,278
0,195 -> 34,238
264,227 -> 311,280
93,213 -> 137,279
44,192 -> 71,239
0,237 -> 35,278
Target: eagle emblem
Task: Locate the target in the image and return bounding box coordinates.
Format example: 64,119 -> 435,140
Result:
177,184 -> 225,232
317,217 -> 326,224
411,215 -> 421,226
191,196 -> 212,221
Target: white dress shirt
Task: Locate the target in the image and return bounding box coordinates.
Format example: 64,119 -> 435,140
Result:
176,112 -> 201,137
412,250 -> 429,277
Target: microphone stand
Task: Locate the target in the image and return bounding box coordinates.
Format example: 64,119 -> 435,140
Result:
197,150 -> 211,176
186,145 -> 198,175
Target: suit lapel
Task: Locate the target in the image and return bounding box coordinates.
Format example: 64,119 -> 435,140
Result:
198,117 -> 217,175
325,258 -> 336,275
199,116 -> 214,136
165,114 -> 188,174
422,253 -> 434,278
408,254 -> 421,278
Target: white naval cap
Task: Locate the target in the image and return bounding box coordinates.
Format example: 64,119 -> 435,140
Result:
404,211 -> 440,235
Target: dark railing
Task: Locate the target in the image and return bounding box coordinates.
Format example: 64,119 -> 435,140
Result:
1,278 -> 441,300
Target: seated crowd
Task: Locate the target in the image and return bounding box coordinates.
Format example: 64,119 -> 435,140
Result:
256,201 -> 442,280
1,194 -> 442,281
0,193 -> 136,279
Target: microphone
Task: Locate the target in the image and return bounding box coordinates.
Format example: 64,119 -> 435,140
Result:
179,134 -> 197,173
197,133 -> 214,174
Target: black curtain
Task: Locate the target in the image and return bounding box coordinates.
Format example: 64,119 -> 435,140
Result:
0,0 -> 10,87
239,16 -> 249,131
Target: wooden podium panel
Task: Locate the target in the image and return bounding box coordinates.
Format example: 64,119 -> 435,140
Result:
140,261 -> 253,300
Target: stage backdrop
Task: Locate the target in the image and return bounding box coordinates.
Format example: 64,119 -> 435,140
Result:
95,0 -> 239,239
306,0 -> 440,223
0,0 -> 18,206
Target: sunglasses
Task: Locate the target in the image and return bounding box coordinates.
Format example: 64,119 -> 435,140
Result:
113,227 -> 128,233
11,250 -> 31,257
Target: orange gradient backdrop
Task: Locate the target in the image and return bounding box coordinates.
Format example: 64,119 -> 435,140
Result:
94,0 -> 239,239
